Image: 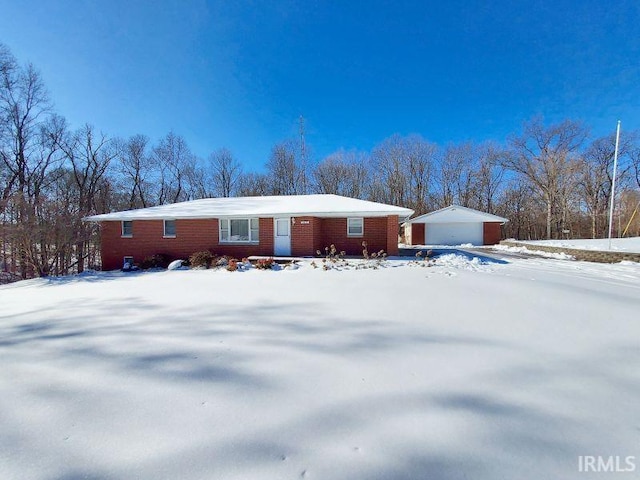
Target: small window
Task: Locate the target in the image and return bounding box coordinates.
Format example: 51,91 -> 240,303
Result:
219,218 -> 259,243
347,217 -> 364,237
164,220 -> 176,237
276,218 -> 289,236
121,221 -> 133,237
122,256 -> 135,271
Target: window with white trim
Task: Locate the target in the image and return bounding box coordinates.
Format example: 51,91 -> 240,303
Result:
121,221 -> 133,237
163,220 -> 176,237
347,217 -> 364,237
219,218 -> 259,243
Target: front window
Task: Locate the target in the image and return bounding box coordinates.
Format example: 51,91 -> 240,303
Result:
347,217 -> 364,237
121,221 -> 133,237
164,220 -> 176,237
220,218 -> 259,243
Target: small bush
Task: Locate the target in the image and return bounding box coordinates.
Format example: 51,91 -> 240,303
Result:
226,258 -> 239,272
316,243 -> 349,270
255,257 -> 275,270
215,256 -> 229,267
140,253 -> 172,270
189,251 -> 214,269
321,244 -> 345,262
409,249 -> 434,267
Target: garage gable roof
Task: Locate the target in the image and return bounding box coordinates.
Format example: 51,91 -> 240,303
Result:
84,194 -> 414,222
407,205 -> 508,224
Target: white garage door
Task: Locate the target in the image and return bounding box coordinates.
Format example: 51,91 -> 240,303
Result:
425,222 -> 484,246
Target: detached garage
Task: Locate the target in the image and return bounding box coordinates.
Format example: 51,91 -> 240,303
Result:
404,205 -> 508,246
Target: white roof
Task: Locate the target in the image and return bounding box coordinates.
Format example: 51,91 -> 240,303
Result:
406,205 -> 508,224
84,194 -> 414,221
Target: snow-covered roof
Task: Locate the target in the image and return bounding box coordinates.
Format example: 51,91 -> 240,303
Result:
84,194 -> 414,221
406,205 -> 508,224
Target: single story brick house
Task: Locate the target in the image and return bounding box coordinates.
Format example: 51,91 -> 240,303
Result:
403,205 -> 508,246
84,194 -> 414,270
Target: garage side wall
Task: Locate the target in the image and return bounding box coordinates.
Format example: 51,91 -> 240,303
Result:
409,223 -> 425,245
483,222 -> 502,245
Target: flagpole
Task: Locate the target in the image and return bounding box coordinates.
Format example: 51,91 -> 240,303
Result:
607,120 -> 621,250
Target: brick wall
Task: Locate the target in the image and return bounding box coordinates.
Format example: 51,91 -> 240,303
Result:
100,218 -> 274,270
500,240 -> 640,263
291,216 -> 322,256
98,215 -> 400,269
319,217 -> 392,256
386,215 -> 399,256
483,222 -> 502,245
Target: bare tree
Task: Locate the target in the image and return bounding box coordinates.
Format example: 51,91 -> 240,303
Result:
405,136 -> 438,215
152,132 -> 195,204
370,135 -> 408,206
115,134 -> 154,209
473,143 -> 506,213
59,124 -> 116,272
368,134 -> 438,212
313,149 -> 369,198
497,178 -> 541,240
435,142 -> 478,208
503,117 -> 587,239
266,140 -> 306,195
208,147 -> 241,197
630,143 -> 640,190
236,172 -> 270,196
0,44 -> 56,278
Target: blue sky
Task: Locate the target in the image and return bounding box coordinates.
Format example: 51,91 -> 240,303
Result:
1,0 -> 638,170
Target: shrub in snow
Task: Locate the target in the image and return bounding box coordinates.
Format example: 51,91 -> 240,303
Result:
313,241 -> 391,271
226,259 -> 239,272
318,244 -> 346,261
315,244 -> 349,270
215,256 -> 228,267
189,251 -> 214,269
140,253 -> 172,269
359,241 -> 387,269
408,249 -> 434,267
254,257 -> 275,270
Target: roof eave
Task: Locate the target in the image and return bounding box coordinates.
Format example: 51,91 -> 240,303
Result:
84,210 -> 414,222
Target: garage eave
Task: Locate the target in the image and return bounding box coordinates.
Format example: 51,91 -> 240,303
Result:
407,205 -> 509,224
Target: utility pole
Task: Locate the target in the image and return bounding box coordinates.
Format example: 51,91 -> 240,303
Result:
607,120 -> 621,250
299,115 -> 307,193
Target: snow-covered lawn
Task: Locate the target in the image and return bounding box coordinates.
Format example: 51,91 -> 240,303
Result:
491,244 -> 576,260
522,236 -> 640,253
1,256 -> 639,479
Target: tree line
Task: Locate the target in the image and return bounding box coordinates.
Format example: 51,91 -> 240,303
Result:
2,44 -> 640,279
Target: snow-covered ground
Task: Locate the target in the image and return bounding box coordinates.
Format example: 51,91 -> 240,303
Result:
2,255 -> 640,480
522,236 -> 640,253
491,244 -> 576,260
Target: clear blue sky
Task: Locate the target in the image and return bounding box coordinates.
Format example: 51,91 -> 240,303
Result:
1,0 -> 638,170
